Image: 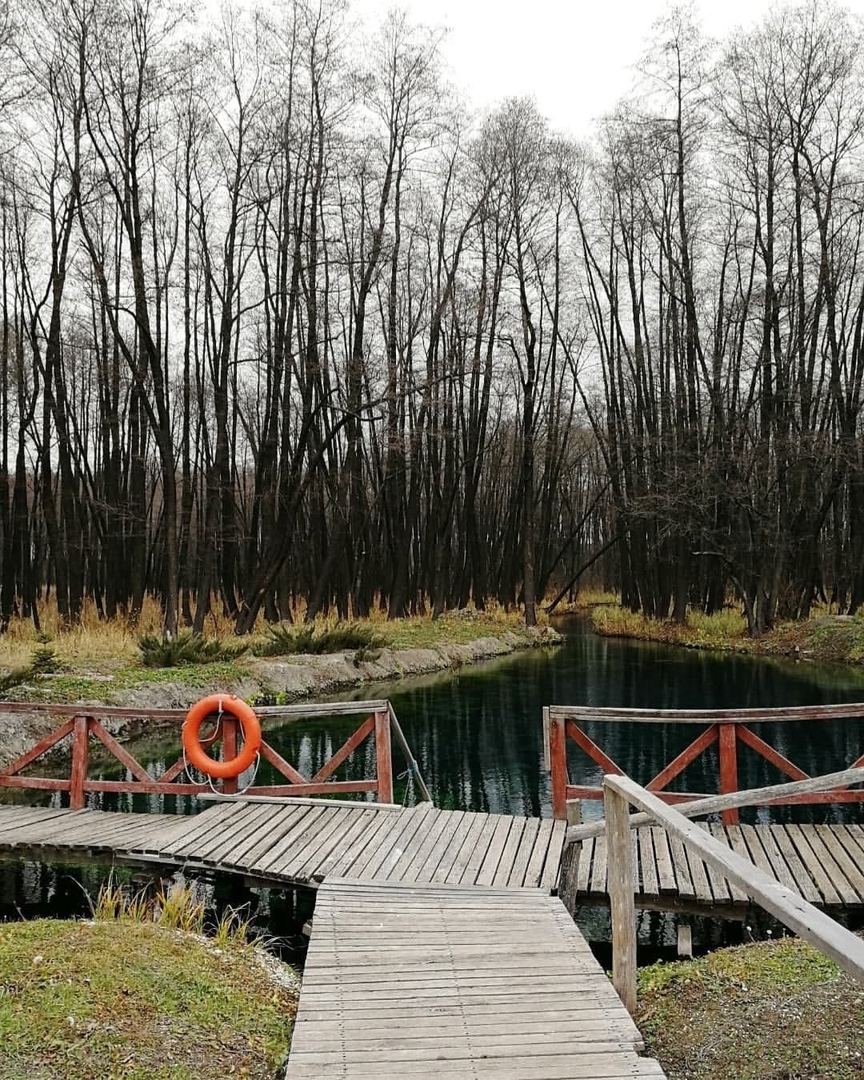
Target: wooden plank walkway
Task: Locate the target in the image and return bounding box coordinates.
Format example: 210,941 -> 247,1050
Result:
568,821 -> 864,911
286,878 -> 666,1079
0,801 -> 567,892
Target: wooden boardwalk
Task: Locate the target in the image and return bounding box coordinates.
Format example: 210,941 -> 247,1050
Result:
0,800 -> 566,891
567,821 -> 864,913
286,878 -> 666,1079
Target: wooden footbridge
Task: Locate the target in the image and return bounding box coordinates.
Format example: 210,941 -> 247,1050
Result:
3,697 -> 864,1074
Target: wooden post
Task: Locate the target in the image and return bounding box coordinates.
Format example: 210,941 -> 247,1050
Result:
542,707 -> 551,772
375,710 -> 394,804
550,714 -> 568,820
69,715 -> 90,810
566,800 -> 583,826
719,723 -> 739,825
222,715 -> 238,795
604,778 -> 637,1015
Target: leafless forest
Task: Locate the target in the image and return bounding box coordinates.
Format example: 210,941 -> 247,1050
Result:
0,0 -> 862,635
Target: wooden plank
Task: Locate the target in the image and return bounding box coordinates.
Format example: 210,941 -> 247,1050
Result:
358,806 -> 437,881
699,825 -> 732,903
540,819 -> 566,893
324,810 -> 405,879
638,827 -> 659,897
433,813 -> 486,884
770,825 -> 822,904
506,816 -> 542,888
492,816 -> 527,887
415,812 -> 470,884
395,809 -> 455,883
343,809 -> 417,879
227,805 -> 311,870
798,824 -> 859,905
254,806 -> 333,875
667,832 -> 695,899
475,816 -> 515,887
817,826 -> 864,902
277,808 -> 349,880
716,826 -> 755,903
522,817 -> 555,890
785,824 -> 843,906
739,825 -> 798,896
575,837 -> 594,894
650,827 -> 678,894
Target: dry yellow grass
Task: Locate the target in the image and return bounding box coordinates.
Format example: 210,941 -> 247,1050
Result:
0,594 -> 538,672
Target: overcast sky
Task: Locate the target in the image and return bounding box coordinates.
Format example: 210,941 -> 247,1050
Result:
349,0 -> 850,137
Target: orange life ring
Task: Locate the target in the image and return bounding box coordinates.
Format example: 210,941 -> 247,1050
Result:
182,694 -> 262,780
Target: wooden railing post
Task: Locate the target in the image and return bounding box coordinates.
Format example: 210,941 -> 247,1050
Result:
604,777 -> 636,1015
375,709 -> 394,804
69,714 -> 90,810
221,714 -> 238,795
549,713 -> 568,820
719,723 -> 739,825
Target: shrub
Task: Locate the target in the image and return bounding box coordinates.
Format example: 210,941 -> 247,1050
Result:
252,623 -> 383,657
138,630 -> 247,668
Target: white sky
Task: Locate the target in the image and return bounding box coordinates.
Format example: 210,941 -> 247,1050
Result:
350,0 -> 864,137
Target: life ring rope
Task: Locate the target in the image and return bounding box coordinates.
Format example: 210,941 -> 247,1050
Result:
182,694 -> 262,781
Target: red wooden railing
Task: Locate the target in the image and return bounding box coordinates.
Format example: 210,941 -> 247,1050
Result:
545,703 -> 864,824
0,699 -> 399,809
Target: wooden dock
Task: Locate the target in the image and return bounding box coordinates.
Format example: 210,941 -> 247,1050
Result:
286,878 -> 666,1079
0,800 -> 566,891
565,821 -> 864,914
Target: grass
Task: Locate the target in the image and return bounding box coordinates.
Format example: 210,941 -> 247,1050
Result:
637,936 -> 864,1079
0,597 -> 553,704
592,605 -> 749,649
0,916 -> 297,1079
590,596 -> 864,669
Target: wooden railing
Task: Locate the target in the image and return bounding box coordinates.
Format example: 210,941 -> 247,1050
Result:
545,703 -> 864,824
0,699 -> 430,810
602,770 -> 864,1014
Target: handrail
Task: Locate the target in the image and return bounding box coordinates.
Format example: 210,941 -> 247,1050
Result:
0,699 -> 392,720
566,765 -> 864,845
549,703 -> 864,724
0,699 -> 431,808
602,772 -> 864,1015
546,702 -> 864,823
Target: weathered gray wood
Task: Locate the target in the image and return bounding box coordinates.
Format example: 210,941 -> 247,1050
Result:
604,774 -> 864,983
550,703 -> 864,725
285,878 -> 664,1079
604,783 -> 637,1015
568,765 -> 864,845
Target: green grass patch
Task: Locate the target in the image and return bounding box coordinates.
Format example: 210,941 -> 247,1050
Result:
0,917 -> 297,1080
637,936 -> 863,1079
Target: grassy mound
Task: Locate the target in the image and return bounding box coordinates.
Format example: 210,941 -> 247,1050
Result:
637,936 -> 864,1079
0,918 -> 297,1080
